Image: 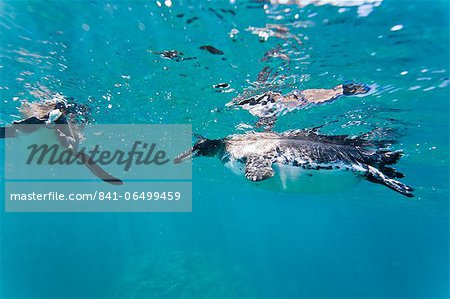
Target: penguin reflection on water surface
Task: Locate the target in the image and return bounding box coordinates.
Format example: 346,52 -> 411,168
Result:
228,82 -> 371,129
175,129 -> 414,197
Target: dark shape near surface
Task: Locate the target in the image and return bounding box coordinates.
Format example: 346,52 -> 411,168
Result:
220,8 -> 236,16
213,83 -> 230,89
153,50 -> 195,62
343,82 -> 370,95
199,45 -> 224,55
208,8 -> 224,20
186,16 -> 199,24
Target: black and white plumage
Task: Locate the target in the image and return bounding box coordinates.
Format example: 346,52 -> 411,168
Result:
174,129 -> 414,197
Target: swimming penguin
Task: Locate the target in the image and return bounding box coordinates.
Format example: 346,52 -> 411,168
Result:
174,129 -> 414,197
228,82 -> 370,129
2,98 -> 122,185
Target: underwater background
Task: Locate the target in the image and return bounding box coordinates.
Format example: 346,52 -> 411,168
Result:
0,0 -> 449,298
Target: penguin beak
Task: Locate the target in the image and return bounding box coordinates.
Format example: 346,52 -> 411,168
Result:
173,147 -> 197,164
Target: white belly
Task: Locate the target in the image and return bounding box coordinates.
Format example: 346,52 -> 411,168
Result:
224,160 -> 362,194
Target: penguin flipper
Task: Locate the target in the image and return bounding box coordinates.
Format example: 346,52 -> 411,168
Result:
13,116 -> 46,125
75,151 -> 123,185
10,118 -> 45,135
245,155 -> 274,182
366,165 -> 414,197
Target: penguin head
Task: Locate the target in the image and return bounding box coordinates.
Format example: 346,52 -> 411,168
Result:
192,137 -> 224,157
54,99 -> 67,111
174,136 -> 224,164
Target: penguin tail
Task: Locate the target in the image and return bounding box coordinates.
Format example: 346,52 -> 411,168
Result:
366,165 -> 414,198
378,149 -> 403,165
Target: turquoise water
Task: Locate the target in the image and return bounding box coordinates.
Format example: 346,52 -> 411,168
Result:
1,0 -> 449,297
